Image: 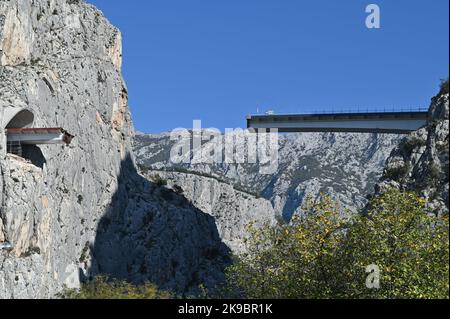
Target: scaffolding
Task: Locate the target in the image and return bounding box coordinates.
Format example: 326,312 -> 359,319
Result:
7,140 -> 22,157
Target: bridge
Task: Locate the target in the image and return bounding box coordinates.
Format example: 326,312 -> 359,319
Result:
246,109 -> 429,134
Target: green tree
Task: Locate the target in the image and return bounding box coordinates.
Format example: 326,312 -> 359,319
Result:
344,190 -> 449,299
225,189 -> 449,299
226,195 -> 351,299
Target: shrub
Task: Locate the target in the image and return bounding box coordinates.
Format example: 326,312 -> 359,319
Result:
137,163 -> 149,175
402,137 -> 426,154
152,174 -> 168,187
58,276 -> 171,299
427,162 -> 441,186
21,246 -> 41,258
224,189 -> 449,299
439,78 -> 449,96
384,163 -> 410,181
79,242 -> 90,264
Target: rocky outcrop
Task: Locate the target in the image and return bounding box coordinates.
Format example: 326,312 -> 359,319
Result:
377,91 -> 449,214
90,156 -> 230,296
134,132 -> 401,220
1,0 -> 131,298
145,170 -> 277,254
1,0 -> 229,298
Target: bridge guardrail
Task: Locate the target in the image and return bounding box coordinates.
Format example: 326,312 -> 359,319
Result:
250,106 -> 429,117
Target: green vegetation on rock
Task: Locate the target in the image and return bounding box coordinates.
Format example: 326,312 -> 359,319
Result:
439,78 -> 449,96
225,189 -> 449,299
59,276 -> 171,299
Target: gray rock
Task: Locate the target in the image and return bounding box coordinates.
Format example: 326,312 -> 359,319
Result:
378,92 -> 449,214
134,132 -> 401,220
145,170 -> 277,254
1,0 -> 229,298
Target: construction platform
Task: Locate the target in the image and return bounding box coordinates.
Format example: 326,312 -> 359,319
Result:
5,128 -> 74,156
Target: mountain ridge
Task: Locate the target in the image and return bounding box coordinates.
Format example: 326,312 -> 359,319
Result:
134,131 -> 402,220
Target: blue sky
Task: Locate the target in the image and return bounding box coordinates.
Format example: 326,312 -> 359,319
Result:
89,0 -> 449,133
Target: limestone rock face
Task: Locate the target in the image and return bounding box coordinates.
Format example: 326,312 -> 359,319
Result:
0,0 -> 34,66
145,170 -> 277,254
0,0 -> 130,298
378,93 -> 449,214
0,0 -> 229,298
134,132 -> 401,220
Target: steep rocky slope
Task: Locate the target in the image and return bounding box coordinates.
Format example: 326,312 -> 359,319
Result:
0,0 -> 230,298
377,90 -> 449,214
0,0 -> 131,297
143,170 -> 276,254
134,132 -> 401,220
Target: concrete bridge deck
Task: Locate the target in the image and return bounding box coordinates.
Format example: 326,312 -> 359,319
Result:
6,128 -> 74,145
246,110 -> 429,134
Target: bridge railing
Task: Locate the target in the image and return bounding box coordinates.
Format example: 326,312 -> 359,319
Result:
250,106 -> 429,117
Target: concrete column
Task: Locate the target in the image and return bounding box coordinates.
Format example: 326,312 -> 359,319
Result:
0,107 -> 6,158
0,108 -> 5,242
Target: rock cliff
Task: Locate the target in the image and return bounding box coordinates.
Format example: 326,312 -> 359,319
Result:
143,170 -> 277,254
377,90 -> 449,214
0,0 -> 229,298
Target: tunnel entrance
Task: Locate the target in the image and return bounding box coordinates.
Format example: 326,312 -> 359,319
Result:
5,128 -> 74,168
2,107 -> 74,166
3,108 -> 36,159
5,109 -> 35,129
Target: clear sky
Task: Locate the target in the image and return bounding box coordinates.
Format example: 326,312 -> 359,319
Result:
89,0 -> 449,133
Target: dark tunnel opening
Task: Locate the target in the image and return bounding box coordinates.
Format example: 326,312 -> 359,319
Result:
4,109 -> 46,168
